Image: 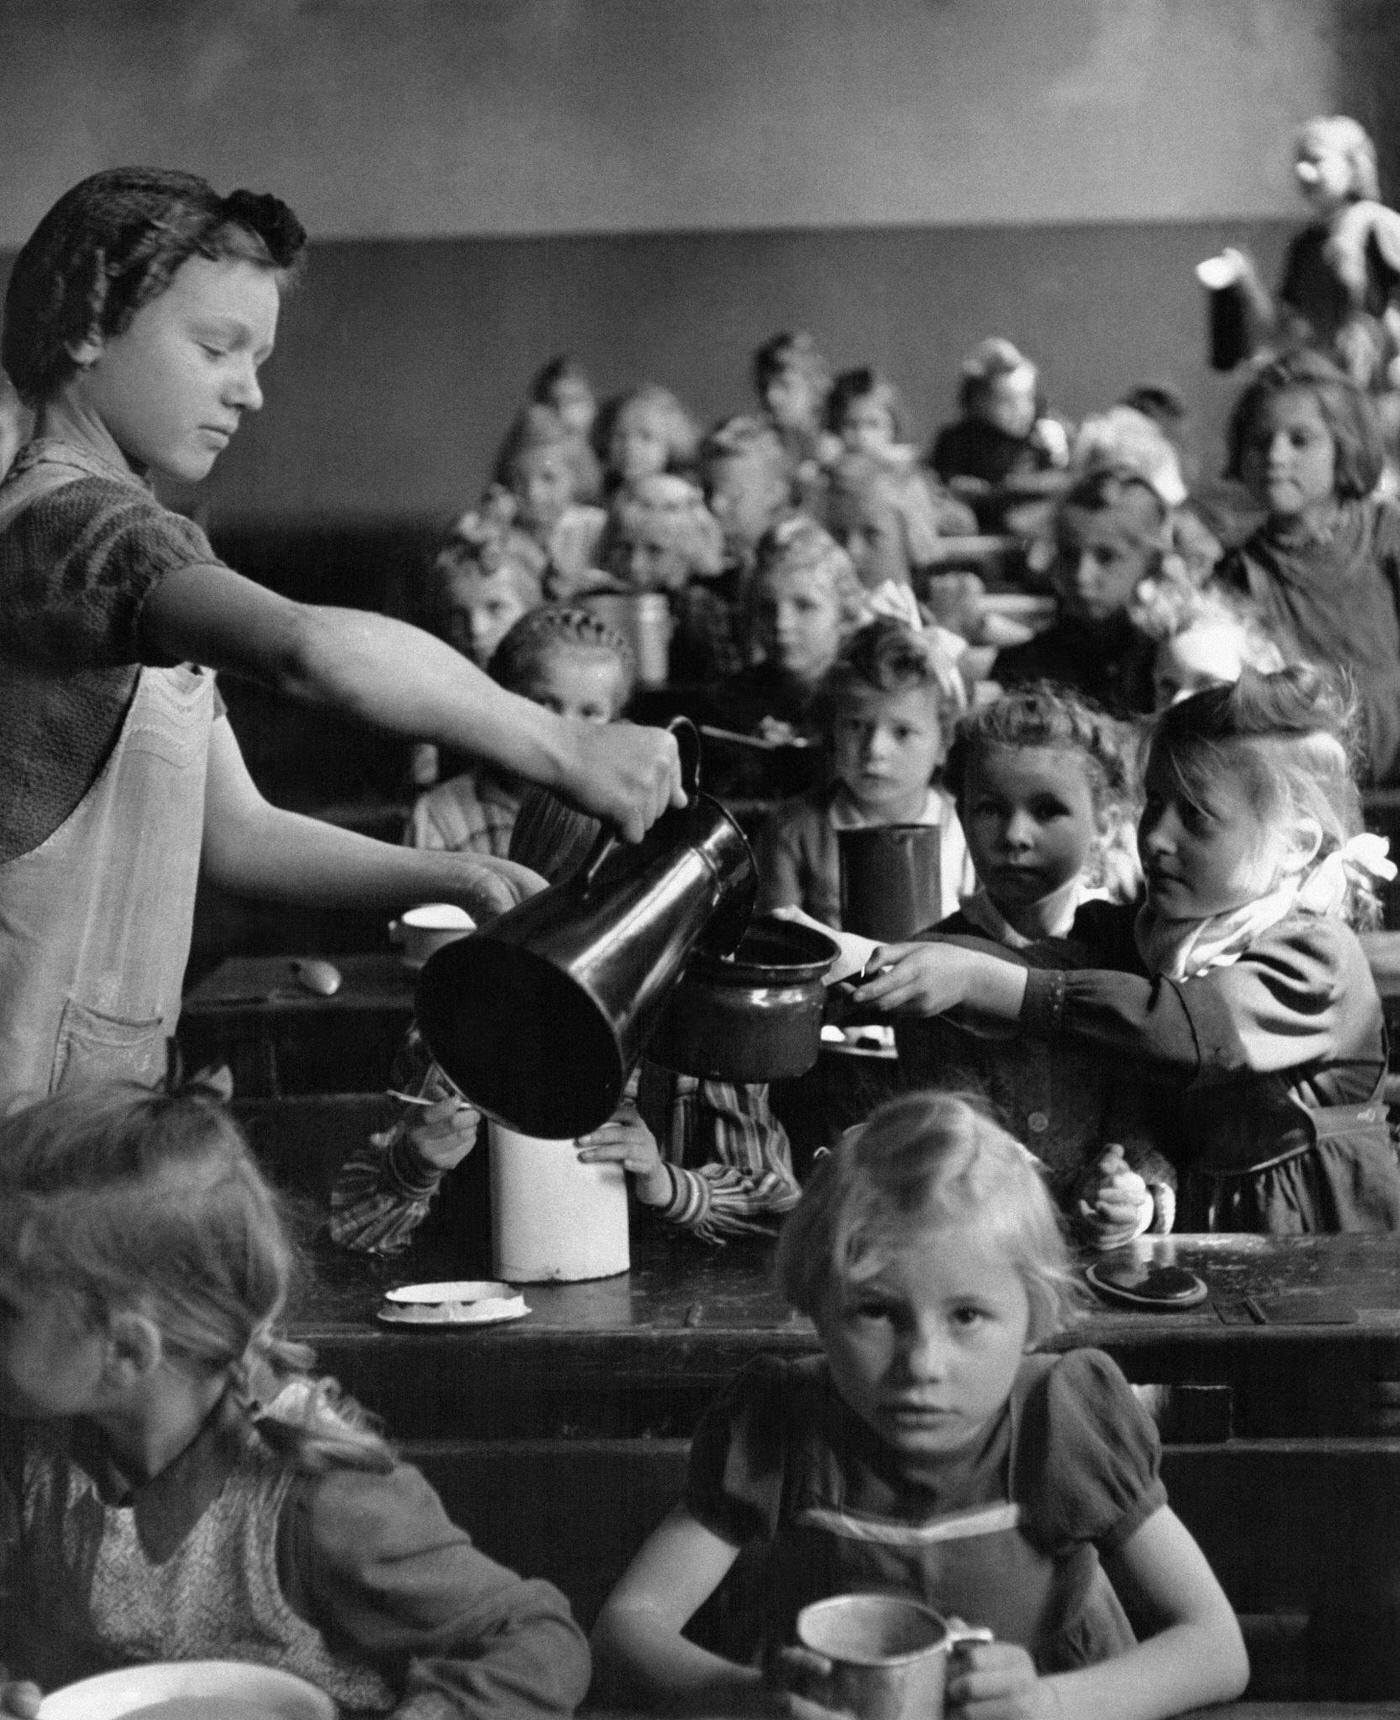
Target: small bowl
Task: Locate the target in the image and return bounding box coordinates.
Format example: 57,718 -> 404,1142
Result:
389,903 -> 475,970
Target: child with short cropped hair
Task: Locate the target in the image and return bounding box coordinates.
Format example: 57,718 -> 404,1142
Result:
591,1091 -> 1248,1715
0,167 -> 682,1106
897,684 -> 1174,1245
758,616 -> 974,929
1215,349 -> 1400,782
0,1081 -> 590,1717
856,666 -> 1400,1233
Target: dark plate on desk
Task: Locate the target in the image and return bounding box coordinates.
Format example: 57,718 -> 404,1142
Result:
1084,1259 -> 1209,1310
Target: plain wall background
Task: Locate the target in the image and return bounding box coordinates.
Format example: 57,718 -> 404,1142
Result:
2,0 -> 1397,525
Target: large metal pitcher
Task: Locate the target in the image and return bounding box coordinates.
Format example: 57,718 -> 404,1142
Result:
415,721 -> 756,1137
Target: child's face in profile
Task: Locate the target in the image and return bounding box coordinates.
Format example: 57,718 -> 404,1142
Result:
839,396 -> 898,456
961,743 -> 1101,913
1237,388 -> 1337,524
610,405 -> 671,484
511,445 -> 576,536
763,366 -> 822,432
827,485 -> 910,592
519,644 -> 627,724
706,454 -> 787,559
971,374 -> 1037,440
1050,509 -> 1157,625
1153,621 -> 1248,709
441,567 -> 533,666
754,567 -> 845,686
832,685 -> 944,823
73,255 -> 278,485
816,1221 -> 1032,1465
1139,747 -> 1308,919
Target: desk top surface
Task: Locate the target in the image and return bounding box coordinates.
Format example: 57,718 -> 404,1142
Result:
291,1228 -> 1400,1351
184,951 -> 415,1012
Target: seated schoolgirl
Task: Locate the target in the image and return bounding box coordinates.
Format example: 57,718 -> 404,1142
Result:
1130,573 -> 1288,710
601,383 -> 701,495
490,403 -> 606,600
0,1082 -> 590,1718
1214,350 -> 1400,784
406,605 -> 635,852
826,365 -> 978,537
895,683 -> 1176,1246
993,465 -> 1171,718
750,330 -> 839,509
928,336 -> 1073,535
855,667 -> 1400,1234
603,472 -> 737,683
525,352 -> 604,500
699,414 -> 797,584
758,616 -> 975,930
590,1091 -> 1248,1716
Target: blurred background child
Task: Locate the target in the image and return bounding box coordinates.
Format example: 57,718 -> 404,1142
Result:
0,1082 -> 590,1717
894,683 -> 1173,1245
490,404 -> 606,599
855,666 -> 1400,1235
750,329 -> 836,505
698,413 -> 795,584
1214,350 -> 1400,783
590,1092 -> 1247,1716
1130,575 -> 1288,709
529,352 -> 602,495
601,382 -> 700,494
929,335 -> 1073,536
992,465 -> 1168,717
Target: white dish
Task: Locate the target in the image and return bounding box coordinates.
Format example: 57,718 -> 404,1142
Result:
38,1659 -> 335,1720
378,1280 -> 530,1326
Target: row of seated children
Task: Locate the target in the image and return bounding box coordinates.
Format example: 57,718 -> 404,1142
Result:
0,1080 -> 1252,1719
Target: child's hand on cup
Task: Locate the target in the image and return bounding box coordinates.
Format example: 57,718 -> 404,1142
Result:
945,1637 -> 1054,1720
576,1101 -> 669,1206
1077,1144 -> 1155,1247
762,1644 -> 865,1719
0,1672 -> 41,1719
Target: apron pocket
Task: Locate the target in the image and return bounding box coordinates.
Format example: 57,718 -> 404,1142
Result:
50,997 -> 167,1093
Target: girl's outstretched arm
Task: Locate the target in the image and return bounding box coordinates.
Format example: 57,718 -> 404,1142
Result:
592,1504 -> 834,1718
853,940 -> 1029,1020
948,1504 -> 1247,1720
143,560 -> 683,842
201,715 -> 546,924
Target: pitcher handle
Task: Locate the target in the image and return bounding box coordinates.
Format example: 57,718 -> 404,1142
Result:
579,715 -> 703,896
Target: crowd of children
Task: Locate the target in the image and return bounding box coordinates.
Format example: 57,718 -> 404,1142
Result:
5,116 -> 1400,1716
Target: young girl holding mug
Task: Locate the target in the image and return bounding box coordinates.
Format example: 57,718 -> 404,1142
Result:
0,1082 -> 589,1717
591,1091 -> 1247,1716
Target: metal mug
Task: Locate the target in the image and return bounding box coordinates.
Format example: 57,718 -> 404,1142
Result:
796,1594 -> 992,1720
838,824 -> 944,942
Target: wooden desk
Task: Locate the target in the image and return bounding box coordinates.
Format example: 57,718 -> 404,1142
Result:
181,951 -> 415,1096
287,1226 -> 1400,1692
